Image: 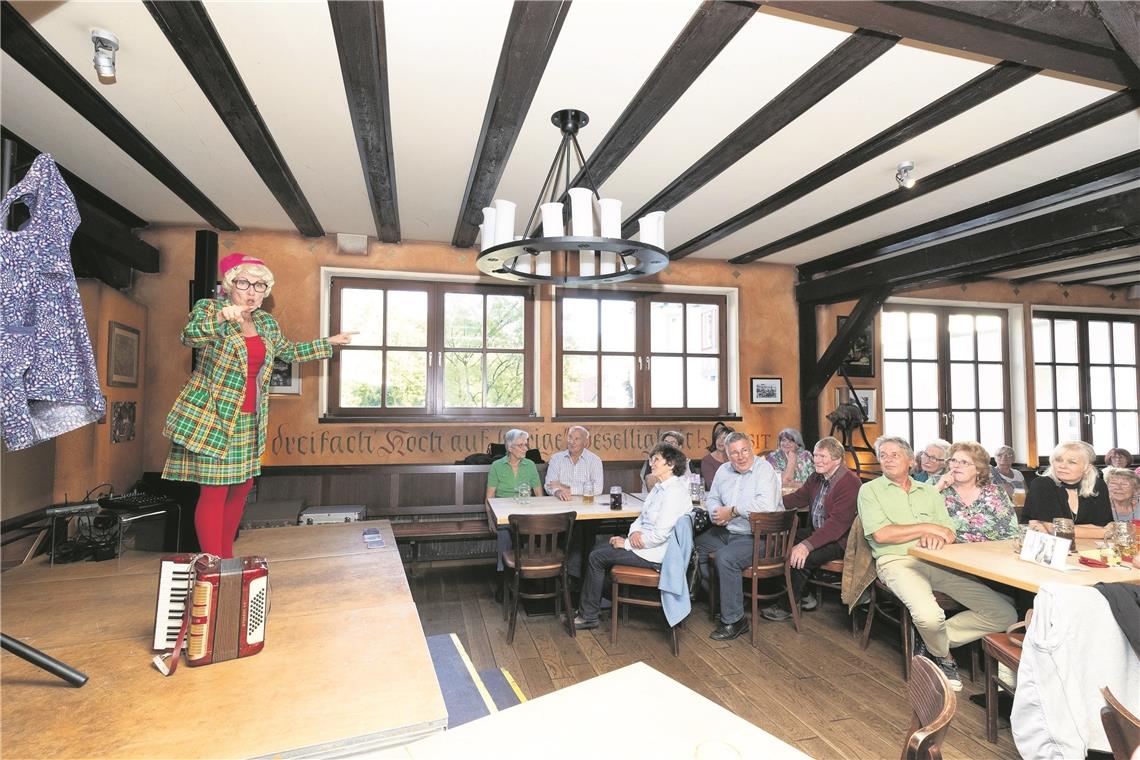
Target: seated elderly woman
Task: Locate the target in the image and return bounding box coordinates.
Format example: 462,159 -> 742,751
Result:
934,441 -> 1019,543
913,438 -> 951,483
1104,466 -> 1140,522
765,428 -> 814,491
487,429 -> 543,583
701,423 -> 734,490
573,443 -> 692,630
641,430 -> 686,492
990,445 -> 1026,494
1105,447 -> 1134,471
1023,441 -> 1112,539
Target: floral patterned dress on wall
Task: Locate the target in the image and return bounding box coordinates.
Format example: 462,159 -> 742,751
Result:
941,482 -> 1020,543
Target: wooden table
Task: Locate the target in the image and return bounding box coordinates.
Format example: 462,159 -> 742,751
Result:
380,661 -> 811,759
485,493 -> 643,530
909,538 -> 1140,593
1,521 -> 447,759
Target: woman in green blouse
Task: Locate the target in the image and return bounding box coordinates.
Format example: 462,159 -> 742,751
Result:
488,429 -> 542,576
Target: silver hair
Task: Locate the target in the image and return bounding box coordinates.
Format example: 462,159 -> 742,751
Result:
814,436 -> 845,461
777,427 -> 805,449
1104,466 -> 1140,495
724,431 -> 752,450
874,435 -> 914,461
1044,441 -> 1099,498
567,425 -> 590,439
504,428 -> 529,448
994,445 -> 1015,459
923,438 -> 952,457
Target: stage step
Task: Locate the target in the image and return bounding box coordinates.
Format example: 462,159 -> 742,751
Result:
426,634 -> 524,729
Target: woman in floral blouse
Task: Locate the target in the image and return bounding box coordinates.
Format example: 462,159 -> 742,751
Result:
765,427 -> 815,491
935,441 -> 1020,543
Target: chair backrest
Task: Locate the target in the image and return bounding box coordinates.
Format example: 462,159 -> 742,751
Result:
507,511 -> 576,568
1101,686 -> 1140,760
748,510 -> 798,566
902,656 -> 957,760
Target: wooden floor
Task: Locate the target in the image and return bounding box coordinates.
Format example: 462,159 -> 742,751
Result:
408,565 -> 1019,760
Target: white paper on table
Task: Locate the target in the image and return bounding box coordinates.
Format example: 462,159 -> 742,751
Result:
1019,530 -> 1072,570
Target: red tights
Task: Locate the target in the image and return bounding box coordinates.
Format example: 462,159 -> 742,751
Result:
194,479 -> 254,558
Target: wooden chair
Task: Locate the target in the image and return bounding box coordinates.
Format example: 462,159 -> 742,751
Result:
1101,686 -> 1140,760
502,511 -> 576,645
610,565 -> 679,656
861,579 -> 979,682
981,631 -> 1021,742
708,510 -> 799,644
807,558 -> 860,637
902,655 -> 958,760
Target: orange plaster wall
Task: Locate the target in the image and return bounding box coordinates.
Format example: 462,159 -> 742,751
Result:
816,278 -> 1135,462
132,229 -> 803,469
51,281 -> 148,503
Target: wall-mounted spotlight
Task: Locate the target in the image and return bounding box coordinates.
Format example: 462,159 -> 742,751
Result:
92,29 -> 119,84
895,160 -> 916,190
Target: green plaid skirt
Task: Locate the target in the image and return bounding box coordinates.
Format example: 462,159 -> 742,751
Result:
162,412 -> 261,485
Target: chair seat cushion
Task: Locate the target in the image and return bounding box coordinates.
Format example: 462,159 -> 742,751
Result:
982,633 -> 1023,670
819,559 -> 844,573
503,550 -> 565,573
741,562 -> 784,577
612,565 -> 661,586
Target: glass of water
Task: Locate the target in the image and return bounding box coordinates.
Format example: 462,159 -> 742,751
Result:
515,483 -> 531,505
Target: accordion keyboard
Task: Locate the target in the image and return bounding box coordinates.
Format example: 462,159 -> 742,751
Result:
154,557 -> 192,650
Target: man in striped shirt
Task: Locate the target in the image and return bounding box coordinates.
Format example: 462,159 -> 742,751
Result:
545,425 -> 605,500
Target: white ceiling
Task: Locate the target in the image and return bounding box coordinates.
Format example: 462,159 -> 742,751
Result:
3,0 -> 1139,280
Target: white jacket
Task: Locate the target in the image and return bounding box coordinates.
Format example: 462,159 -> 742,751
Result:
1011,583 -> 1140,759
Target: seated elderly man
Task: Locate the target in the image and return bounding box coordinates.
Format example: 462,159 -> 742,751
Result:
695,432 -> 783,641
761,436 -> 859,621
545,425 -> 604,501
573,443 -> 691,630
858,435 -> 1017,691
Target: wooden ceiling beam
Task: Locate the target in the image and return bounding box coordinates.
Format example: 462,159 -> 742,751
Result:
1009,250 -> 1140,284
1063,268 -> 1140,286
451,1 -> 571,249
670,60 -> 1038,260
566,1 -> 758,194
145,1 -> 323,237
796,188 -> 1140,304
328,0 -> 399,243
1,127 -> 147,230
620,27 -> 899,238
1093,2 -> 1140,74
800,148 -> 1140,276
0,1 -> 236,231
733,89 -> 1140,264
766,0 -> 1140,87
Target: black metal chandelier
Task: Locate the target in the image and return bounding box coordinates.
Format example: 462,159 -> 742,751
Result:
475,109 -> 669,286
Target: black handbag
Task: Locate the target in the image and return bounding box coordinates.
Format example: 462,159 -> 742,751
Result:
690,507 -> 711,535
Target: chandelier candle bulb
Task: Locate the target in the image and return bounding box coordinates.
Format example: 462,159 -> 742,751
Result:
536,252 -> 551,276
493,199 -> 516,245
541,202 -> 565,237
481,207 -> 497,248
598,199 -> 622,275
568,187 -> 594,236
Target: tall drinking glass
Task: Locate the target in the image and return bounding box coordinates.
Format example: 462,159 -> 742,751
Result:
1052,517 -> 1076,552
582,478 -> 595,505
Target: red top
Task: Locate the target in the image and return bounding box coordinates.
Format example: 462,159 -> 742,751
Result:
242,335 -> 266,413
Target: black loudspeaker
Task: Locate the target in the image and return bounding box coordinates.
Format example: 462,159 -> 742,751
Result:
134,473 -> 200,553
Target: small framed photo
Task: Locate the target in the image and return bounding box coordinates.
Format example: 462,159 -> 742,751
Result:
107,321 -> 140,388
110,400 -> 136,443
750,377 -> 782,404
268,357 -> 301,396
837,316 -> 875,378
836,387 -> 877,424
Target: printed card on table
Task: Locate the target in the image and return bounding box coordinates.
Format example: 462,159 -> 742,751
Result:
1019,529 -> 1071,570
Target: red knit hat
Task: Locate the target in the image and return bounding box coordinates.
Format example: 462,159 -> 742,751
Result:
219,252 -> 265,277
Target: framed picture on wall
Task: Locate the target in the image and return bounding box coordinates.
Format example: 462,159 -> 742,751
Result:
107,321 -> 140,388
836,387 -> 877,423
750,377 -> 782,404
836,316 -> 875,378
269,357 -> 301,395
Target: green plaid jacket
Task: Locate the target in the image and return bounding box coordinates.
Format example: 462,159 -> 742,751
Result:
163,299 -> 331,460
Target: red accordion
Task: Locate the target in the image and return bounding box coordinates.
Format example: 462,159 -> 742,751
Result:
155,554 -> 269,667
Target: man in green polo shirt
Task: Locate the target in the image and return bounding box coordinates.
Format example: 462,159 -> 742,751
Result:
858,436 -> 1016,691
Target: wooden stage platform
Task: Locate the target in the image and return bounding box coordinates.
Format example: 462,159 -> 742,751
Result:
1,521 -> 447,759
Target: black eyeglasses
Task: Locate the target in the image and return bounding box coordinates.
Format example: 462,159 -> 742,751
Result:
234,278 -> 268,293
